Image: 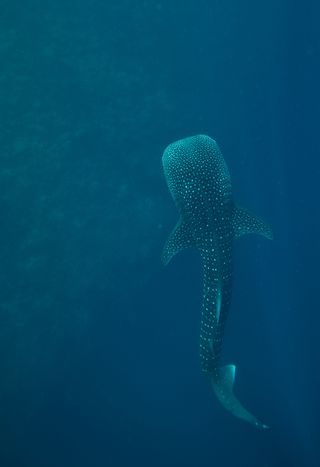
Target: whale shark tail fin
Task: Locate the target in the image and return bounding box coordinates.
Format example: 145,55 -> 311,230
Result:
210,364 -> 269,430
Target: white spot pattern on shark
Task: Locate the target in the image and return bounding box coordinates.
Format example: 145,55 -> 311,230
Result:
162,135 -> 272,429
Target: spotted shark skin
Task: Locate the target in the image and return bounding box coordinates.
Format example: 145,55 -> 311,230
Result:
162,135 -> 272,429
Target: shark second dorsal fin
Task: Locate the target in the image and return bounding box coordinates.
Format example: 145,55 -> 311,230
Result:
232,205 -> 273,240
162,217 -> 193,265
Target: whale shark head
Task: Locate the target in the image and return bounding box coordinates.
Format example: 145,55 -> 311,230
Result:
162,135 -> 233,219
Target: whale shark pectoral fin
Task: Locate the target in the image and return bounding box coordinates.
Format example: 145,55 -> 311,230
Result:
210,365 -> 269,430
162,217 -> 193,265
232,205 -> 273,240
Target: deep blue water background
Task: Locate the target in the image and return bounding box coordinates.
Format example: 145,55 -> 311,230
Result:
0,1 -> 319,466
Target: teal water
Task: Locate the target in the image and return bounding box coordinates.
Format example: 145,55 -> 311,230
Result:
0,2 -> 319,466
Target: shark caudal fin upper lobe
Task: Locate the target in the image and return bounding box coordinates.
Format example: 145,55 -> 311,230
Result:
210,365 -> 269,429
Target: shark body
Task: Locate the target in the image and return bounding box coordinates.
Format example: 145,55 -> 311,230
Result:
162,135 -> 272,429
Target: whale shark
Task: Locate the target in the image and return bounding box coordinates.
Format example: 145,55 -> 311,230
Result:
162,135 -> 272,429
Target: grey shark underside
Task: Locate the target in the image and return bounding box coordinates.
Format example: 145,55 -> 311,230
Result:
162,135 -> 272,429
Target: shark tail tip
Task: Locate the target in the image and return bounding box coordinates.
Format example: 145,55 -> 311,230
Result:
210,365 -> 268,430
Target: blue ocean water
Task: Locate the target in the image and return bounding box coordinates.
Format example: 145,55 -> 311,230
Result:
0,1 -> 319,466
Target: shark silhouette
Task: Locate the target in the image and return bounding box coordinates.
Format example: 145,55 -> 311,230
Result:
162,135 -> 272,429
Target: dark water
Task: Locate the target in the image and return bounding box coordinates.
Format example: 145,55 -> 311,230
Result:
0,1 -> 319,466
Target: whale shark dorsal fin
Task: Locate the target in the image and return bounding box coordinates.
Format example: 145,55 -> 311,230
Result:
162,217 -> 193,265
232,205 -> 273,240
219,364 -> 236,390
